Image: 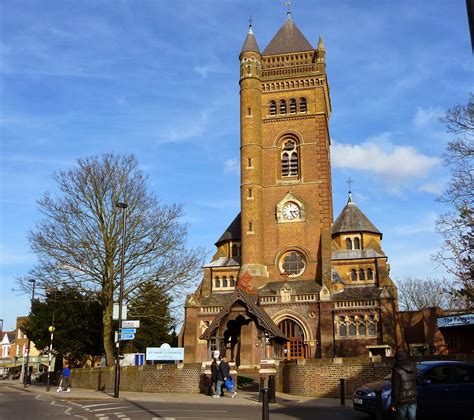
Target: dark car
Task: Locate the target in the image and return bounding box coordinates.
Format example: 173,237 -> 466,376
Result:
353,361 -> 474,419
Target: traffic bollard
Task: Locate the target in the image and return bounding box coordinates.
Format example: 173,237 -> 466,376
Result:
339,378 -> 345,406
261,387 -> 269,420
375,389 -> 383,420
268,375 -> 276,403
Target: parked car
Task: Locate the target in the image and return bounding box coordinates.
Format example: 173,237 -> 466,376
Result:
353,360 -> 474,419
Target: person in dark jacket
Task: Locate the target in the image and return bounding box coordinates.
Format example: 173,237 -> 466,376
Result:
220,357 -> 237,398
391,350 -> 417,420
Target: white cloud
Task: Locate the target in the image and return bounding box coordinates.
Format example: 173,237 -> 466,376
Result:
390,212 -> 438,236
224,158 -> 239,174
194,65 -> 211,78
418,181 -> 445,195
413,106 -> 443,128
332,140 -> 441,186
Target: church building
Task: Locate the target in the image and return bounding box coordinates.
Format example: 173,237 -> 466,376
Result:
180,10 -> 398,367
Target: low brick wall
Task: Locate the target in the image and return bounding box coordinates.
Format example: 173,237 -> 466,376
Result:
277,357 -> 392,398
70,364 -> 204,394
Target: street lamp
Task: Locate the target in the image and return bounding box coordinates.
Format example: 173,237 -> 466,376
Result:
23,279 -> 36,387
46,288 -> 58,392
114,202 -> 127,398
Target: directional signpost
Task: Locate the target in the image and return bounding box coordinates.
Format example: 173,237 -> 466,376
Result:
117,320 -> 140,341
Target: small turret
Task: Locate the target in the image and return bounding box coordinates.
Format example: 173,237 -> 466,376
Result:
240,21 -> 260,56
316,36 -> 325,63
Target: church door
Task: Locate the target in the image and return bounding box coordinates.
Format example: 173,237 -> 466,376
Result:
278,319 -> 306,360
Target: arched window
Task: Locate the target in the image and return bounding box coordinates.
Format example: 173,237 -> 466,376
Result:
281,140 -> 299,177
229,276 -> 235,287
348,321 -> 356,336
279,100 -> 287,114
358,321 -> 366,336
339,323 -> 347,337
359,269 -> 366,281
232,244 -> 239,257
215,277 -> 220,288
367,268 -> 374,280
354,237 -> 361,249
299,97 -> 307,112
346,238 -> 352,250
368,317 -> 377,336
289,98 -> 297,113
351,269 -> 357,281
222,276 -> 228,287
269,101 -> 276,115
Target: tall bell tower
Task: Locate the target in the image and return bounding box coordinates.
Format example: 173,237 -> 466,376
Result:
239,11 -> 333,290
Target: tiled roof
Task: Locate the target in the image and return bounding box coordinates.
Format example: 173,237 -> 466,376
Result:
200,288 -> 287,341
240,25 -> 260,54
332,198 -> 381,235
331,286 -> 381,301
215,213 -> 241,245
258,279 -> 321,295
199,292 -> 235,307
263,18 -> 313,55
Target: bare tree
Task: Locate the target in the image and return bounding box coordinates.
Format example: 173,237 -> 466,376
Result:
396,276 -> 462,311
18,154 -> 205,365
434,94 -> 474,308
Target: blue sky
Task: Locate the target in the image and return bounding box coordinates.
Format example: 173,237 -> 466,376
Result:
1,0 -> 472,330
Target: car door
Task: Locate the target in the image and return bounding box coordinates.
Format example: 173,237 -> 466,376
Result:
452,364 -> 474,418
417,364 -> 454,418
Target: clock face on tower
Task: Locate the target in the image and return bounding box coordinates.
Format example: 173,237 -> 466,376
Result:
282,202 -> 300,220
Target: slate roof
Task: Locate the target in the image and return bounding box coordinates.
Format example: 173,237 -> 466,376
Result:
215,213 -> 241,245
331,286 -> 382,301
263,18 -> 314,55
332,249 -> 384,260
203,257 -> 241,268
199,288 -> 287,341
198,292 -> 235,307
258,279 -> 321,296
332,196 -> 381,235
240,25 -> 260,54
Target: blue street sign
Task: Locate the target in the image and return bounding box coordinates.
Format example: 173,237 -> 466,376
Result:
121,328 -> 136,334
120,333 -> 135,340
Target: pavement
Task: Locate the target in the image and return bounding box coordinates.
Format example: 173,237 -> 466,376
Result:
3,379 -> 343,408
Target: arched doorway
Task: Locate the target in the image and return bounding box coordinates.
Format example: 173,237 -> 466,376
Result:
278,318 -> 306,359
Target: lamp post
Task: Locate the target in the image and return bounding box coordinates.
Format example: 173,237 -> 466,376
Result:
114,202 -> 127,398
23,279 -> 36,387
46,288 -> 57,392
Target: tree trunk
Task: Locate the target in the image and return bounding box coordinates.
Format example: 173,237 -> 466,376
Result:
103,301 -> 115,366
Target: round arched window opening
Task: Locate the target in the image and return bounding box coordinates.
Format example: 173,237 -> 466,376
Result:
280,251 -> 306,277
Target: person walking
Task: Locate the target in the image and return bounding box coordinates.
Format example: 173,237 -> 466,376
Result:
218,357 -> 237,398
390,350 -> 417,420
212,356 -> 223,398
210,356 -> 218,396
57,364 -> 71,393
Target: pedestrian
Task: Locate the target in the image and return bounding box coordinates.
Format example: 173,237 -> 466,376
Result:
210,355 -> 218,396
390,350 -> 417,420
57,364 -> 71,393
217,356 -> 237,398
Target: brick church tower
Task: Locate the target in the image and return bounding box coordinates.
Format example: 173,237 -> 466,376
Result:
180,11 -> 398,365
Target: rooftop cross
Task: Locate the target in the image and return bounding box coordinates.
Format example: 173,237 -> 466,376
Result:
346,178 -> 353,203
284,0 -> 292,20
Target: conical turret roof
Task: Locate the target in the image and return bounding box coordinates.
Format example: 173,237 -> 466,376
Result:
240,24 -> 260,55
263,18 -> 313,55
215,213 -> 241,245
332,195 -> 381,235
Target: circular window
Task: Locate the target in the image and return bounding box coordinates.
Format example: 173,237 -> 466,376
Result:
280,251 -> 306,277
